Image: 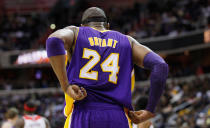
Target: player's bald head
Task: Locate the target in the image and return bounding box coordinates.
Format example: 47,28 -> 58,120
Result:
81,7 -> 107,25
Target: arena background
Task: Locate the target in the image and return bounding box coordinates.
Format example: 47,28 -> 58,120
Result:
0,0 -> 210,127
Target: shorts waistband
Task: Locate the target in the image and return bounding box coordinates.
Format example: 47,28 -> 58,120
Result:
74,102 -> 123,111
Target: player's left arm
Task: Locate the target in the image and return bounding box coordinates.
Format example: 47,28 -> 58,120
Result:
46,26 -> 87,100
127,35 -> 169,124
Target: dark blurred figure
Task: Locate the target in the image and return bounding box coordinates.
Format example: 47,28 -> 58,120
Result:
208,17 -> 210,28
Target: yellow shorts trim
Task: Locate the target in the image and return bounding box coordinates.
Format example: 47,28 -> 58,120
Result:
64,93 -> 74,117
64,109 -> 73,128
124,108 -> 132,128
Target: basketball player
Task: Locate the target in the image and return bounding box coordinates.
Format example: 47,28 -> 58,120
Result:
1,108 -> 19,128
46,7 -> 168,128
14,100 -> 50,128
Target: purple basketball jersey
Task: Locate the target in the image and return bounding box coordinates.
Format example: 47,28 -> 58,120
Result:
66,27 -> 133,110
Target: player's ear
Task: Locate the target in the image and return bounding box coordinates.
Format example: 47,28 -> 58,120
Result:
105,22 -> 110,29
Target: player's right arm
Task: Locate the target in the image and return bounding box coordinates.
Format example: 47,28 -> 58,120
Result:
127,36 -> 169,124
46,26 -> 87,100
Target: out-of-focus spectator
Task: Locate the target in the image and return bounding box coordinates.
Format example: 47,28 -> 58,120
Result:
1,108 -> 19,128
14,100 -> 51,128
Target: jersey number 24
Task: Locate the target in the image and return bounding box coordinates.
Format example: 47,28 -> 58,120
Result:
79,48 -> 120,84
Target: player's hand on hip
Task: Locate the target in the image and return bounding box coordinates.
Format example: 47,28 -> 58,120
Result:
67,85 -> 87,100
128,110 -> 155,124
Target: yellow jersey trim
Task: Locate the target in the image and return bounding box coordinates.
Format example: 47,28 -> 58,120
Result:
131,69 -> 135,92
90,27 -> 110,33
74,27 -> 79,46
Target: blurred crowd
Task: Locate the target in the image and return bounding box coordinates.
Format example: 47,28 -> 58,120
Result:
0,13 -> 48,51
133,76 -> 210,128
118,0 -> 210,38
0,75 -> 209,128
0,0 -> 210,51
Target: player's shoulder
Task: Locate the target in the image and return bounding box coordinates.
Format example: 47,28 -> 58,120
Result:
34,115 -> 48,120
126,35 -> 134,40
107,29 -> 129,39
64,25 -> 79,32
48,25 -> 79,41
34,114 -> 46,120
110,29 -> 123,34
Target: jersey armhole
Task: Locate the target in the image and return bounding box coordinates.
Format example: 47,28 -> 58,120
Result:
68,27 -> 80,63
74,27 -> 80,47
126,35 -> 133,50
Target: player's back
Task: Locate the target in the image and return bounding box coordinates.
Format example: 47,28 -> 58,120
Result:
67,27 -> 133,109
23,115 -> 46,128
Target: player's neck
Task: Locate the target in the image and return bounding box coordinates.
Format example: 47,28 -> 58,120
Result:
88,22 -> 107,31
91,26 -> 106,31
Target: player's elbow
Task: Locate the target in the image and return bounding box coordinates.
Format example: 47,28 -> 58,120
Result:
158,62 -> 169,76
153,62 -> 169,83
